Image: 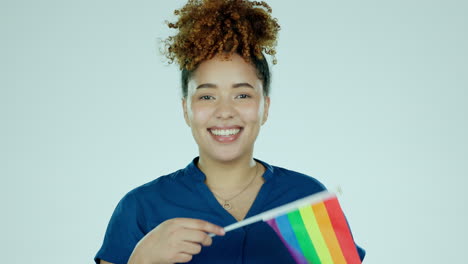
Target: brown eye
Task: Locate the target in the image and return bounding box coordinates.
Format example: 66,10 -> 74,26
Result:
236,94 -> 251,99
199,95 -> 214,100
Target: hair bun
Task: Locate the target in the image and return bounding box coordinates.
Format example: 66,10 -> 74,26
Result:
163,0 -> 280,70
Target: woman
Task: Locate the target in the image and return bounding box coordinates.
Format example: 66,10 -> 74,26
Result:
95,1 -> 365,263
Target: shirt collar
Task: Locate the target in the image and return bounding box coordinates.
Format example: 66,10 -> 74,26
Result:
182,156 -> 274,183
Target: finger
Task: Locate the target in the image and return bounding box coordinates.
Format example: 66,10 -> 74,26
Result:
180,241 -> 202,255
201,234 -> 213,246
179,229 -> 213,246
173,252 -> 193,263
174,218 -> 225,236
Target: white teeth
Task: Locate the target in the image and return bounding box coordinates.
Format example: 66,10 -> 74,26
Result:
210,128 -> 241,136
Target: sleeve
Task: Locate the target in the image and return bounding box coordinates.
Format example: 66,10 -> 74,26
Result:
357,245 -> 366,261
95,192 -> 145,264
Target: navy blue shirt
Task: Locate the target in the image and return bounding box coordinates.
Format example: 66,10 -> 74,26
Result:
95,158 -> 365,263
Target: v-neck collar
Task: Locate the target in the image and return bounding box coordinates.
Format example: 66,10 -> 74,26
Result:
183,157 -> 274,182
181,157 -> 276,225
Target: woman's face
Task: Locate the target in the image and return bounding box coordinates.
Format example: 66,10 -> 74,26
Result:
183,53 -> 270,163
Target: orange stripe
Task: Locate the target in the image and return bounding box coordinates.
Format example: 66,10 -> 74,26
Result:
312,202 -> 347,264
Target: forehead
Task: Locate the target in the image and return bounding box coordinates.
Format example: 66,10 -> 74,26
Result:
190,53 -> 261,88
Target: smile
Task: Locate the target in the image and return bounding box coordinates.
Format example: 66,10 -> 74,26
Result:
208,127 -> 243,143
209,128 -> 241,136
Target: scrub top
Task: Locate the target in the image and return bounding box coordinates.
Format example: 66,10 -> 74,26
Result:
95,157 -> 365,264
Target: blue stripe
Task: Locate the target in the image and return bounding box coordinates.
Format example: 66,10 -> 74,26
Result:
275,214 -> 303,256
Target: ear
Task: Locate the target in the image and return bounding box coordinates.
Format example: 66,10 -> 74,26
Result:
182,98 -> 191,127
261,96 -> 270,125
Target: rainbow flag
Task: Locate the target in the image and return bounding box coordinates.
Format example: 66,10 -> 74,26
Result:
215,191 -> 361,264
265,194 -> 361,264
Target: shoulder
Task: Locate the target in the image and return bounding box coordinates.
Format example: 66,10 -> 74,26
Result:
260,160 -> 328,200
122,169 -> 186,203
108,168 -> 190,227
126,158 -> 203,199
272,165 -> 325,188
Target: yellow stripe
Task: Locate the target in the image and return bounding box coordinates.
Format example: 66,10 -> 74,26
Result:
312,202 -> 347,264
299,205 -> 334,263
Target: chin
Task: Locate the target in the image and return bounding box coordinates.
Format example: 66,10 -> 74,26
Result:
202,148 -> 250,163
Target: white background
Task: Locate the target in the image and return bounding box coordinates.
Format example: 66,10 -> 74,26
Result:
1,0 -> 467,263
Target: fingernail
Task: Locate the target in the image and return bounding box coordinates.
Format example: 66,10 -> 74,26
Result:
220,228 -> 225,235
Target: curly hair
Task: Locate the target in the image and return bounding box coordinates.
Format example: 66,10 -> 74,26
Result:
163,0 -> 280,98
163,0 -> 280,71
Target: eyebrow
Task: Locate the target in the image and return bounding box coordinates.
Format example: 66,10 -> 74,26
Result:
196,82 -> 255,89
233,83 -> 254,89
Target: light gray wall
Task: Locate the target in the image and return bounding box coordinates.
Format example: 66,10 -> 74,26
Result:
1,0 -> 467,263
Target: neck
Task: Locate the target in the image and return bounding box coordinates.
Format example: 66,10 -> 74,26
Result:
197,155 -> 257,190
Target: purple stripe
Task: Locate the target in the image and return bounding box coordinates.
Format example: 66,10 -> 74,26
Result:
266,218 -> 308,264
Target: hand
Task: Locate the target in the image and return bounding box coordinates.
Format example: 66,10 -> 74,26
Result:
128,218 -> 225,264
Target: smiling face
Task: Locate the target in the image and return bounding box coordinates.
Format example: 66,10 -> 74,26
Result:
182,53 -> 270,164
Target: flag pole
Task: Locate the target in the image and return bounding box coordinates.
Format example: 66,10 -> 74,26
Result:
209,190 -> 335,237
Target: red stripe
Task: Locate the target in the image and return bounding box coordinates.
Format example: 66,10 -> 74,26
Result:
324,197 -> 362,263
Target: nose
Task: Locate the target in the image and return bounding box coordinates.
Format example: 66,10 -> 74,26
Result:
215,98 -> 235,119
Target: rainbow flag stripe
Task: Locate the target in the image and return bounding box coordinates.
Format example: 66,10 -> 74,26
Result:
266,196 -> 361,264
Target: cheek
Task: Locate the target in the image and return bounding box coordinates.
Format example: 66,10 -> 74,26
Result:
241,102 -> 262,123
190,105 -> 212,125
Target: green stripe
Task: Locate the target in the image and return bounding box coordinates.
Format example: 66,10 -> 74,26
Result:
287,210 -> 321,263
300,205 -> 335,263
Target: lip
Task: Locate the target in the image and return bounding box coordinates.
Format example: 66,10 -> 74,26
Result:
207,126 -> 243,143
208,125 -> 242,130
